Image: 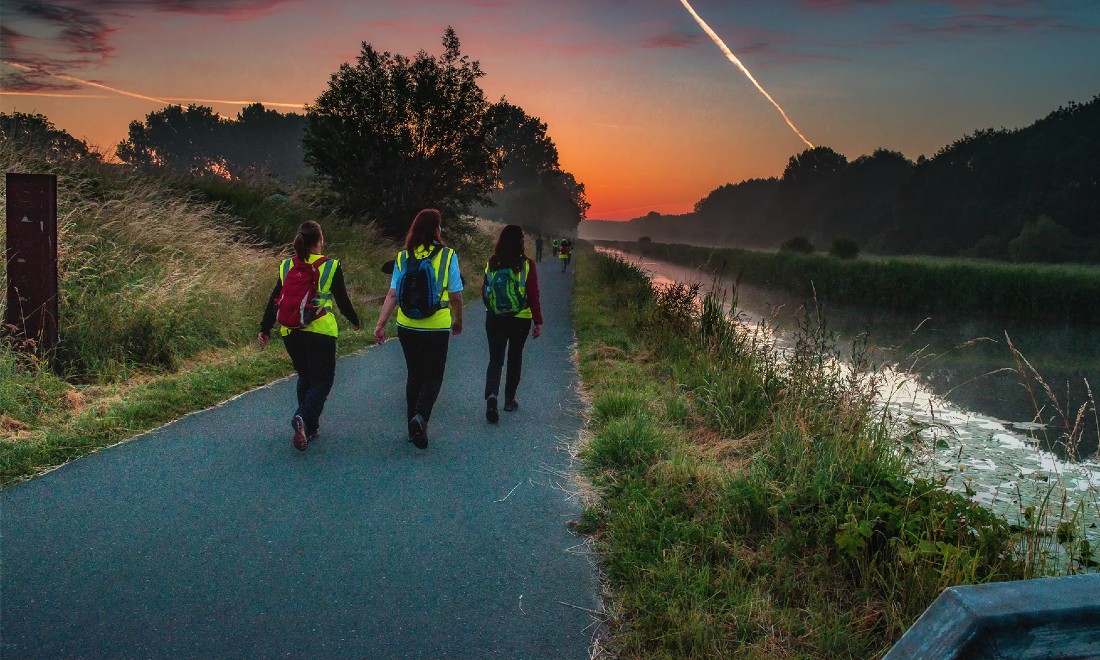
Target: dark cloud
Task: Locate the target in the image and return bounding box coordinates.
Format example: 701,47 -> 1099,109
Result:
45,0 -> 299,17
642,32 -> 703,49
17,2 -> 115,57
0,0 -> 300,90
893,12 -> 1098,35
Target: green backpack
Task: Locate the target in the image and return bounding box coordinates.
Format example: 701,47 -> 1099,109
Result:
484,261 -> 528,316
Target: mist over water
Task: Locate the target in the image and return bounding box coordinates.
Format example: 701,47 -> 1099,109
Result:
601,247 -> 1100,546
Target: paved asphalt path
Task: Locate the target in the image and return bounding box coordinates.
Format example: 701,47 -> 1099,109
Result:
2,259 -> 598,658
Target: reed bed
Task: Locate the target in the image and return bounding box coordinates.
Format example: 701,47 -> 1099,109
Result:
607,240 -> 1100,324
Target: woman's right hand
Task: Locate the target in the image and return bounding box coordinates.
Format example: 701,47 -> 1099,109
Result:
532,324 -> 542,339
374,325 -> 386,344
257,332 -> 269,350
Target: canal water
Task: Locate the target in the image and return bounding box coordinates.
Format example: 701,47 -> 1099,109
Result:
599,248 -> 1100,552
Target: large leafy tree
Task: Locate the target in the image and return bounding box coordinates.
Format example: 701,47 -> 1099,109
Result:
303,27 -> 498,235
480,100 -> 589,235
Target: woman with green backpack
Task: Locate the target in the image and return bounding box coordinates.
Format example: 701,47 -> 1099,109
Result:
374,209 -> 464,449
482,224 -> 543,423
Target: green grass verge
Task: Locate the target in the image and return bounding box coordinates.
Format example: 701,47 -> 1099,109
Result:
572,244 -> 1033,657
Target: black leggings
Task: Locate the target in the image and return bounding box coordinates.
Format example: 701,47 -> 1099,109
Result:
282,330 -> 337,434
398,327 -> 450,423
484,315 -> 532,402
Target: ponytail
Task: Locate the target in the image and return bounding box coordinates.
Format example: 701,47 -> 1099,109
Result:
294,221 -> 322,260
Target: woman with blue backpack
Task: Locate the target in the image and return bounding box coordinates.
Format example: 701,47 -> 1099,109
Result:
374,209 -> 464,449
482,224 -> 542,423
258,220 -> 361,451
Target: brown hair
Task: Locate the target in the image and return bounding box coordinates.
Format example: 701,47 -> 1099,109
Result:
293,221 -> 322,260
404,209 -> 443,251
489,224 -> 525,271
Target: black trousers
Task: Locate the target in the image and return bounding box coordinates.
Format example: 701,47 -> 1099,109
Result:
398,327 -> 450,423
484,315 -> 532,402
282,330 -> 337,434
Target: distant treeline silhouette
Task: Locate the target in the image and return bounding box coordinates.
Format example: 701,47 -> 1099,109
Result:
585,95 -> 1100,265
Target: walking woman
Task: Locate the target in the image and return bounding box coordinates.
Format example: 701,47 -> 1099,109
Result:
482,224 -> 542,423
374,209 -> 464,449
559,238 -> 573,272
259,220 -> 361,451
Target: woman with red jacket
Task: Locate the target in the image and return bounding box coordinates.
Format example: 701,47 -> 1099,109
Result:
481,224 -> 543,423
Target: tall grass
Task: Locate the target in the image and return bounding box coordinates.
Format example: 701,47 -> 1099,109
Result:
0,141 -> 409,484
574,246 -> 1034,657
608,240 -> 1100,324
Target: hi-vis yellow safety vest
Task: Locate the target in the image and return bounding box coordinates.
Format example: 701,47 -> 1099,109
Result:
395,244 -> 456,330
278,253 -> 339,337
484,260 -> 532,319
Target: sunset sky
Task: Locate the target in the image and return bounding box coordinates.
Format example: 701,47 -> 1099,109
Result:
2,0 -> 1098,220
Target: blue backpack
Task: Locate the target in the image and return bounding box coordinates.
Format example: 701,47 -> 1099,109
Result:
397,245 -> 451,319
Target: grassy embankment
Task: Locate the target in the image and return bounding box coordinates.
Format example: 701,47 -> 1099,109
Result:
600,240 -> 1100,324
572,245 -> 1057,657
0,144 -> 489,486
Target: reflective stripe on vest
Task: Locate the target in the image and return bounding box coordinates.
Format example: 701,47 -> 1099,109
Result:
396,244 -> 455,330
278,253 -> 339,337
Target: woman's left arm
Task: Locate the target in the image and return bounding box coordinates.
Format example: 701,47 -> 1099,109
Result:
330,265 -> 361,330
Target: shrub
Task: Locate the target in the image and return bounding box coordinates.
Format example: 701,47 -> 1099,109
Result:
829,237 -> 860,260
781,236 -> 815,254
1008,215 -> 1078,264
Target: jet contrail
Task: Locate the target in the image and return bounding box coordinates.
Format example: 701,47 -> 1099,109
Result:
2,62 -> 305,110
0,91 -> 113,99
2,61 -> 167,104
677,0 -> 814,149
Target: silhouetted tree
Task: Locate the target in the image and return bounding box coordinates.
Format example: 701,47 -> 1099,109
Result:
829,237 -> 860,260
822,149 -> 912,245
1,112 -> 99,163
781,236 -> 815,254
303,27 -> 497,235
766,146 -> 848,246
480,100 -> 589,235
487,99 -> 559,188
221,104 -> 308,180
117,105 -> 224,174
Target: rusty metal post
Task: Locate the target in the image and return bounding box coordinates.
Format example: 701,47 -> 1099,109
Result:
5,173 -> 59,360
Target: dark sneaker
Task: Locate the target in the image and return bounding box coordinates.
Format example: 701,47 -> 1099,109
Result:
308,430 -> 320,443
292,415 -> 308,451
504,400 -> 518,412
486,395 -> 499,423
408,414 -> 428,449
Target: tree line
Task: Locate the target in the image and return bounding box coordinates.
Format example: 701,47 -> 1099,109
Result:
45,27 -> 587,238
589,96 -> 1100,264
